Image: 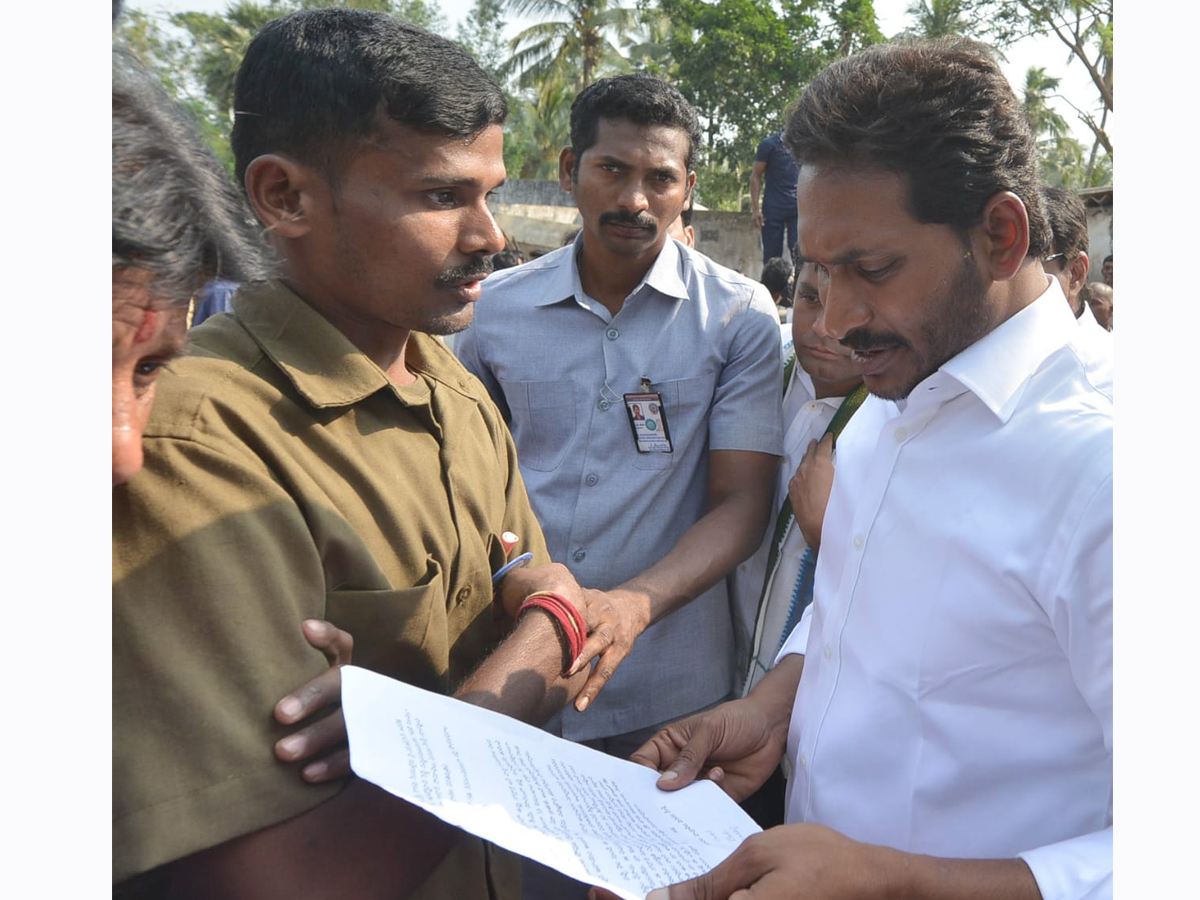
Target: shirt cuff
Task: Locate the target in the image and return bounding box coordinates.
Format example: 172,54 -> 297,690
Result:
1017,827 -> 1112,900
774,604 -> 813,664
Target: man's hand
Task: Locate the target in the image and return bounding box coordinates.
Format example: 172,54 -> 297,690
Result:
570,587 -> 653,712
639,825 -> 1043,900
643,823 -> 895,900
751,210 -> 765,229
790,433 -> 836,551
273,619 -> 353,783
629,697 -> 786,802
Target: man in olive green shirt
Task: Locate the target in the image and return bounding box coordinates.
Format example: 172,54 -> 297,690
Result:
113,10 -> 631,898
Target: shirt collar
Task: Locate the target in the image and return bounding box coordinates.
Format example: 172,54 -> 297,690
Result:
935,277 -> 1079,424
532,233 -> 691,308
232,279 -> 476,409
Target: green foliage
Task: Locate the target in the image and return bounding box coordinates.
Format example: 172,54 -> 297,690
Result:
657,0 -> 877,210
971,0 -> 1112,181
501,1 -> 637,91
456,0 -> 511,79
900,0 -> 979,38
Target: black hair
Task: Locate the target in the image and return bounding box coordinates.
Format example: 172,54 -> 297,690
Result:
1103,254 -> 1112,264
232,8 -> 508,188
784,38 -> 1050,257
761,257 -> 793,300
113,48 -> 268,306
1041,185 -> 1089,260
569,74 -> 701,173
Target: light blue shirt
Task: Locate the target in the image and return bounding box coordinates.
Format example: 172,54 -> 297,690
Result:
457,237 -> 784,739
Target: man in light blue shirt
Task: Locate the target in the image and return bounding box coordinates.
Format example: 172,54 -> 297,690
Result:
457,75 -> 783,762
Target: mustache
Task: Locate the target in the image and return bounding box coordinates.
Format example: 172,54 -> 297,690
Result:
840,328 -> 909,352
436,256 -> 494,287
599,210 -> 657,231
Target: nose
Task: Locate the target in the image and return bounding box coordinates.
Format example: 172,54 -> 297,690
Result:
465,199 -> 506,257
815,274 -> 869,342
112,423 -> 144,486
617,178 -> 649,214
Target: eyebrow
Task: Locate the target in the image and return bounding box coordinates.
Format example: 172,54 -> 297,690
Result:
413,174 -> 504,189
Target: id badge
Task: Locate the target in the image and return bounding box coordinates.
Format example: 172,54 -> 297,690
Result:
624,392 -> 673,453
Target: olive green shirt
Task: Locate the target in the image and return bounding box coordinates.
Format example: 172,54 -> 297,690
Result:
113,280 -> 548,890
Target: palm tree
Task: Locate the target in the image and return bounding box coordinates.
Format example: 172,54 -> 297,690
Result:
1023,66 -> 1085,187
501,0 -> 637,91
902,0 -> 974,38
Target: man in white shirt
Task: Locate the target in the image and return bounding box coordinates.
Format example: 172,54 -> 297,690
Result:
625,39 -> 1112,900
730,261 -> 863,699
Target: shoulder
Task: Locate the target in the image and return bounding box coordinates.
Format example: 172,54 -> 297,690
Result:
678,246 -> 776,316
479,245 -> 572,306
145,317 -> 280,444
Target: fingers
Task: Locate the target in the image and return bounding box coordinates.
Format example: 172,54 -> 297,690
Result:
646,836 -> 763,900
301,618 -> 353,665
300,746 -> 351,783
816,431 -> 835,459
653,723 -> 720,791
275,665 -> 342,725
274,707 -> 348,769
572,631 -> 631,712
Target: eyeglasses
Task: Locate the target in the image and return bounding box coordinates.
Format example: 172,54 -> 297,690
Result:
1043,253 -> 1066,265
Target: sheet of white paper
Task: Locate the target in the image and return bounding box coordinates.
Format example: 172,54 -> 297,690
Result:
341,666 -> 761,900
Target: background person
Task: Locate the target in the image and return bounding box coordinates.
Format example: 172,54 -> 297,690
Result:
749,131 -> 799,264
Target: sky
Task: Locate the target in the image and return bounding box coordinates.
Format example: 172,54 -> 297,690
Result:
128,0 -> 1110,151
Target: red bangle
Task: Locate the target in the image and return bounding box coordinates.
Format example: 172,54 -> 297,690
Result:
518,591 -> 587,674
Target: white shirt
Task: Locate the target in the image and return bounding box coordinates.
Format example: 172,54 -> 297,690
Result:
778,286 -> 1113,900
729,366 -> 848,695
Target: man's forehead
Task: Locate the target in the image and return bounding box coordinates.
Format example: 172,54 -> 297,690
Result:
794,165 -> 919,260
588,118 -> 690,166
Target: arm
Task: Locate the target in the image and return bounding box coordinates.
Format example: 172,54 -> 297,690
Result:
171,592 -> 591,899
573,447 -> 777,708
749,160 -> 767,229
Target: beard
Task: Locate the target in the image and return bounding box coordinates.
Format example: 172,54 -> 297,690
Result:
842,255 -> 992,401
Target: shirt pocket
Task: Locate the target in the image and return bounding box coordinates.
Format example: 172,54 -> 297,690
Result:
631,372 -> 717,470
324,558 -> 448,692
497,378 -> 576,472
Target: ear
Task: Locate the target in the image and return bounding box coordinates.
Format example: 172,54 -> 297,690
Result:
1068,250 -> 1090,295
243,154 -> 317,239
976,191 -> 1031,282
558,147 -> 577,192
683,225 -> 695,248
685,170 -> 696,199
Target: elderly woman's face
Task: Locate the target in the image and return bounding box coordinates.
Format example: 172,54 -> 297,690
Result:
112,269 -> 188,486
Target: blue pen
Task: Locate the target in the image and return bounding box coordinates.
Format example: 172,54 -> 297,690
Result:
492,551 -> 533,585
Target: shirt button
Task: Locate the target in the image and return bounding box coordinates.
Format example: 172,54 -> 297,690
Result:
456,586 -> 472,604
573,549 -> 587,562
823,643 -> 833,660
807,401 -> 818,411
584,473 -> 599,486
853,534 -> 864,550
605,327 -> 619,340
798,753 -> 808,771
894,427 -> 908,442
598,399 -> 611,410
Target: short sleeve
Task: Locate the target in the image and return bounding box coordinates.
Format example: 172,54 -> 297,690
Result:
707,282 -> 785,455
755,135 -> 774,164
113,434 -> 342,883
